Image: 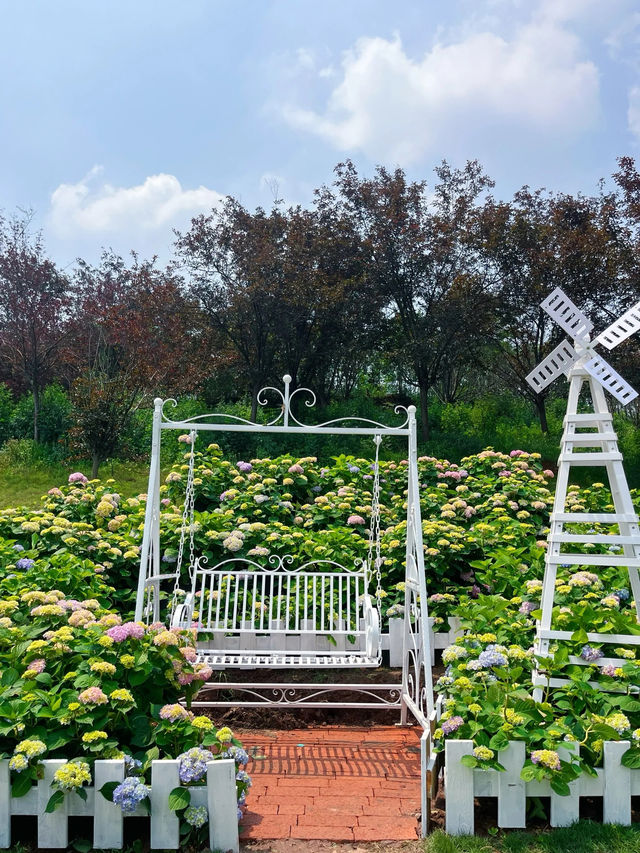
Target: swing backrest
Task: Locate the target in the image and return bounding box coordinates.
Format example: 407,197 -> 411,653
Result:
186,557 -> 371,641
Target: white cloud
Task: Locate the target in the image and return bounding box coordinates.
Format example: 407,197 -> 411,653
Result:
629,86 -> 640,140
49,170 -> 224,238
280,4 -> 600,163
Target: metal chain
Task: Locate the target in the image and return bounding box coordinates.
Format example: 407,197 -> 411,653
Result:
170,430 -> 197,619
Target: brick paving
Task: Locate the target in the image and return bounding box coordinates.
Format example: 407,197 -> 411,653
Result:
238,726 -> 422,841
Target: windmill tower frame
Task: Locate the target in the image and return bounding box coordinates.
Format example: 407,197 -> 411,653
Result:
526,288 -> 640,694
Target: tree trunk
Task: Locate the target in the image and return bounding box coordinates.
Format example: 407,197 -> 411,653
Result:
418,380 -> 430,441
91,452 -> 101,479
534,394 -> 548,433
33,384 -> 40,443
250,385 -> 259,422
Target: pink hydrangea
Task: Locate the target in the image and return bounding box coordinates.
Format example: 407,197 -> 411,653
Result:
106,621 -> 145,642
194,664 -> 213,681
288,464 -> 304,474
543,469 -> 554,478
27,659 -> 45,673
78,687 -> 108,705
48,488 -> 63,497
347,515 -> 365,525
68,472 -> 88,484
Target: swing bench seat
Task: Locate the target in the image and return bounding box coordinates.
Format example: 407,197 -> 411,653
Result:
170,558 -> 381,669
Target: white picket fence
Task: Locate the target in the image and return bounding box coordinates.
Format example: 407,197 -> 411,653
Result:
0,758 -> 239,852
445,739 -> 636,835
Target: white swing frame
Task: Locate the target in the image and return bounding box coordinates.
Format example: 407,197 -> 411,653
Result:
134,376 -> 434,720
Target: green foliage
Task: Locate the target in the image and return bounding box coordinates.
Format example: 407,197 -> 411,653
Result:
10,384 -> 71,447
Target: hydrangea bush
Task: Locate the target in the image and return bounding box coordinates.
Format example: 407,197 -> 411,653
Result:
3,442 -> 640,809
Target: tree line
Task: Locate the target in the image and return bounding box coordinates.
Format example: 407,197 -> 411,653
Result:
2,156 -> 640,476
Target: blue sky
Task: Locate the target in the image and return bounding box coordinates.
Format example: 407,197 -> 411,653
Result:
1,0 -> 639,268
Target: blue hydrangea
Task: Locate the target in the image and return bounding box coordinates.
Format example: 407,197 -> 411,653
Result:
477,647 -> 508,668
614,588 -> 630,601
177,747 -> 212,783
236,769 -> 252,786
112,777 -> 151,814
16,558 -> 35,570
580,644 -> 604,662
184,805 -> 208,828
13,544 -> 24,552
222,745 -> 249,765
124,755 -> 142,776
348,465 -> 360,473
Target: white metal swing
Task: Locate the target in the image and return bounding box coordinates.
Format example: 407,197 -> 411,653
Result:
134,376 -> 434,724
167,430 -> 386,668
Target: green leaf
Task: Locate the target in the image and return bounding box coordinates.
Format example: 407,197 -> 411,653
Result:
11,772 -> 33,798
489,731 -> 510,752
128,670 -> 149,687
570,628 -> 588,643
550,778 -> 570,797
45,790 -> 66,813
621,747 -> 640,768
168,787 -> 191,811
76,787 -> 87,801
99,781 -> 119,802
460,755 -> 478,768
520,765 -> 537,782
72,839 -> 92,853
1,669 -> 19,688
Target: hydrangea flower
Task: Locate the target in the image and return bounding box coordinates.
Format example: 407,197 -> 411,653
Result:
53,761 -> 92,790
477,647 -> 508,668
184,804 -> 208,827
113,776 -> 151,814
106,622 -> 145,642
16,558 -> 35,570
580,645 -> 604,663
473,746 -> 494,761
178,747 -> 212,783
347,515 -> 365,525
15,739 -> 47,758
68,472 -> 89,484
531,750 -> 561,770
159,703 -> 192,722
441,716 -> 464,735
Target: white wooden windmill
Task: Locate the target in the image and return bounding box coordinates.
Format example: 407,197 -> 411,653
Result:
526,287 -> 640,694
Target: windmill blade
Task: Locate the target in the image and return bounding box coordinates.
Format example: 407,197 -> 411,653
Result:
541,287 -> 593,341
596,300 -> 640,350
583,355 -> 638,405
526,339 -> 578,393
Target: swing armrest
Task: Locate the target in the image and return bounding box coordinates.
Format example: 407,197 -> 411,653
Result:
171,593 -> 195,630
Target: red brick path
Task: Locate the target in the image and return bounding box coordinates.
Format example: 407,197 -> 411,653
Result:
238,726 -> 422,841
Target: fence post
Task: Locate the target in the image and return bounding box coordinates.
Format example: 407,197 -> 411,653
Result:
0,760 -> 10,848
208,759 -> 239,853
150,759 -> 180,849
497,741 -> 526,828
93,759 -> 125,849
603,741 -> 631,825
445,740 -> 474,835
38,760 -> 68,849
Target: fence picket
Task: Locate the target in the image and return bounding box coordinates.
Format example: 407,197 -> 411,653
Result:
0,761 -> 10,849
150,760 -> 180,850
550,746 -> 580,827
445,740 -> 475,835
38,760 -> 68,849
93,759 -> 125,849
604,741 -> 631,825
208,759 -> 239,853
497,741 -> 526,828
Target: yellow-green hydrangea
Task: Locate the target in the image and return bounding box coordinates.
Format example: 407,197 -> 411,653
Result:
53,761 -> 92,790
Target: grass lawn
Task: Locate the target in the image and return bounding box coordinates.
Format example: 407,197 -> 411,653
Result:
425,822 -> 640,853
0,460 -> 155,508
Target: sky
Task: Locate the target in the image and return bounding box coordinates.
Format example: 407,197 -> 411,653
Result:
1,0 -> 639,270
